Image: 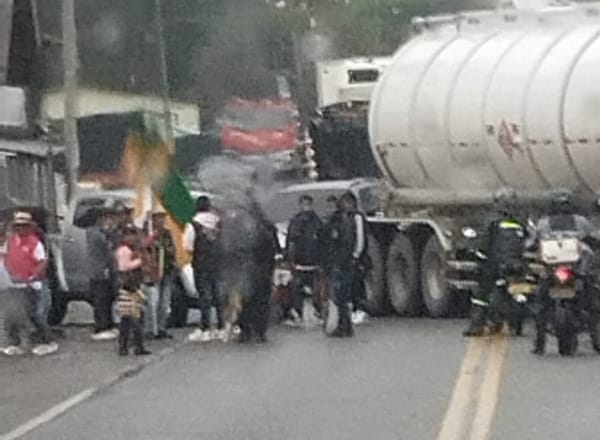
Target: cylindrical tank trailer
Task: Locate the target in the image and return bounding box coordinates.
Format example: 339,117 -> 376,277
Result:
363,1 -> 600,317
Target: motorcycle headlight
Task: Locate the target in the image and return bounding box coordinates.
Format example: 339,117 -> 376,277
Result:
462,227 -> 478,239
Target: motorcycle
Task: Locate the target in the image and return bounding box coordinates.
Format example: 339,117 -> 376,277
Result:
536,233 -> 595,356
470,248 -> 537,335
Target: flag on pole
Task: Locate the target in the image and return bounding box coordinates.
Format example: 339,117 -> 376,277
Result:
122,111 -> 196,266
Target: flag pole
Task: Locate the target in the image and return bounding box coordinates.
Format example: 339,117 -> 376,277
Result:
154,0 -> 173,143
152,0 -> 173,231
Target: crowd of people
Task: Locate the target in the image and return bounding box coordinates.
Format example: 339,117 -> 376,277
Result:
0,200 -> 179,357
282,191 -> 371,337
0,188 -> 371,357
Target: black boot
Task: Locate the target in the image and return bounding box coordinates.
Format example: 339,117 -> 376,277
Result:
463,306 -> 487,337
118,321 -> 129,356
590,326 -> 600,354
531,333 -> 546,355
588,309 -> 600,354
134,347 -> 152,356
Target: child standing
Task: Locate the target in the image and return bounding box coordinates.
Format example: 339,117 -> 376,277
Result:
114,224 -> 151,356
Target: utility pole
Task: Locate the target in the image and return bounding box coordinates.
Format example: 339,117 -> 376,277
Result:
154,0 -> 173,142
62,0 -> 80,202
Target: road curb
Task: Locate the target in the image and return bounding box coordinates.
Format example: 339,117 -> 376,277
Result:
0,339 -> 190,440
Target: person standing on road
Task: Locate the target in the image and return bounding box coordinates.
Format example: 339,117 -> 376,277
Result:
115,224 -> 151,356
31,218 -> 52,336
343,192 -> 371,325
2,211 -> 58,356
183,196 -> 223,342
322,192 -> 366,338
285,195 -> 323,326
88,207 -> 119,341
143,206 -> 176,340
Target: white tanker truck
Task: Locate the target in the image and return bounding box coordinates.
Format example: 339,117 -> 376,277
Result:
358,0 -> 600,317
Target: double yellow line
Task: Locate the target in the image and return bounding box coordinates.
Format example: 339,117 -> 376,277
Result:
437,333 -> 509,440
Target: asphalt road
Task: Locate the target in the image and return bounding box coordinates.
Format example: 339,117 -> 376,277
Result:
2,313 -> 600,440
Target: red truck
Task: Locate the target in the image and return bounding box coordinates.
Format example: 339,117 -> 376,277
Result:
218,98 -> 316,180
219,98 -> 299,154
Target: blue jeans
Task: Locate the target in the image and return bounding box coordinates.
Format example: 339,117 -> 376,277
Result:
143,277 -> 172,336
36,281 -> 51,325
195,271 -> 222,331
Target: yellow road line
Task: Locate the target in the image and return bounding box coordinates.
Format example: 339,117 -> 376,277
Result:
437,332 -> 510,440
437,337 -> 486,440
469,333 -> 509,440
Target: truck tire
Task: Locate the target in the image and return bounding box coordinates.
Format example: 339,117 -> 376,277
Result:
386,233 -> 418,315
421,235 -> 452,318
363,236 -> 386,316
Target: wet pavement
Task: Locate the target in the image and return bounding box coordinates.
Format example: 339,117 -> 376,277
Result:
2,309 -> 600,440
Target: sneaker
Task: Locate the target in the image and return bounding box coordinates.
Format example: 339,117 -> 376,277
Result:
352,310 -> 369,326
32,342 -> 59,356
211,329 -> 226,341
187,328 -> 203,342
92,329 -> 118,341
3,345 -> 26,356
283,319 -> 299,328
187,329 -> 212,343
199,330 -> 212,342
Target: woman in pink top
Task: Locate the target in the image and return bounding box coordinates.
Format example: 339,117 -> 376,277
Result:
114,224 -> 150,356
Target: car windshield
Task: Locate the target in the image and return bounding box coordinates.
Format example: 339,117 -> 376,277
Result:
72,198 -> 107,228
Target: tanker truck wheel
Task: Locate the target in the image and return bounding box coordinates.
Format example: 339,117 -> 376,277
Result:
363,235 -> 386,316
421,235 -> 452,318
386,233 -> 418,315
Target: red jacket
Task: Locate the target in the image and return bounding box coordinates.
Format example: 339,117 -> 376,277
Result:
5,232 -> 44,283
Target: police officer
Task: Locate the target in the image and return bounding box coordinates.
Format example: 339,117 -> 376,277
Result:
531,191 -> 600,355
463,198 -> 528,337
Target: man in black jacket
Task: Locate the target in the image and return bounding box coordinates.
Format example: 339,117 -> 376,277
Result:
322,191 -> 367,337
88,207 -> 119,341
183,196 -> 222,342
285,195 -> 323,325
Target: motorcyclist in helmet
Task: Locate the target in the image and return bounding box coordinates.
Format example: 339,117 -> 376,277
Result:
531,191 -> 600,355
463,196 -> 529,337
